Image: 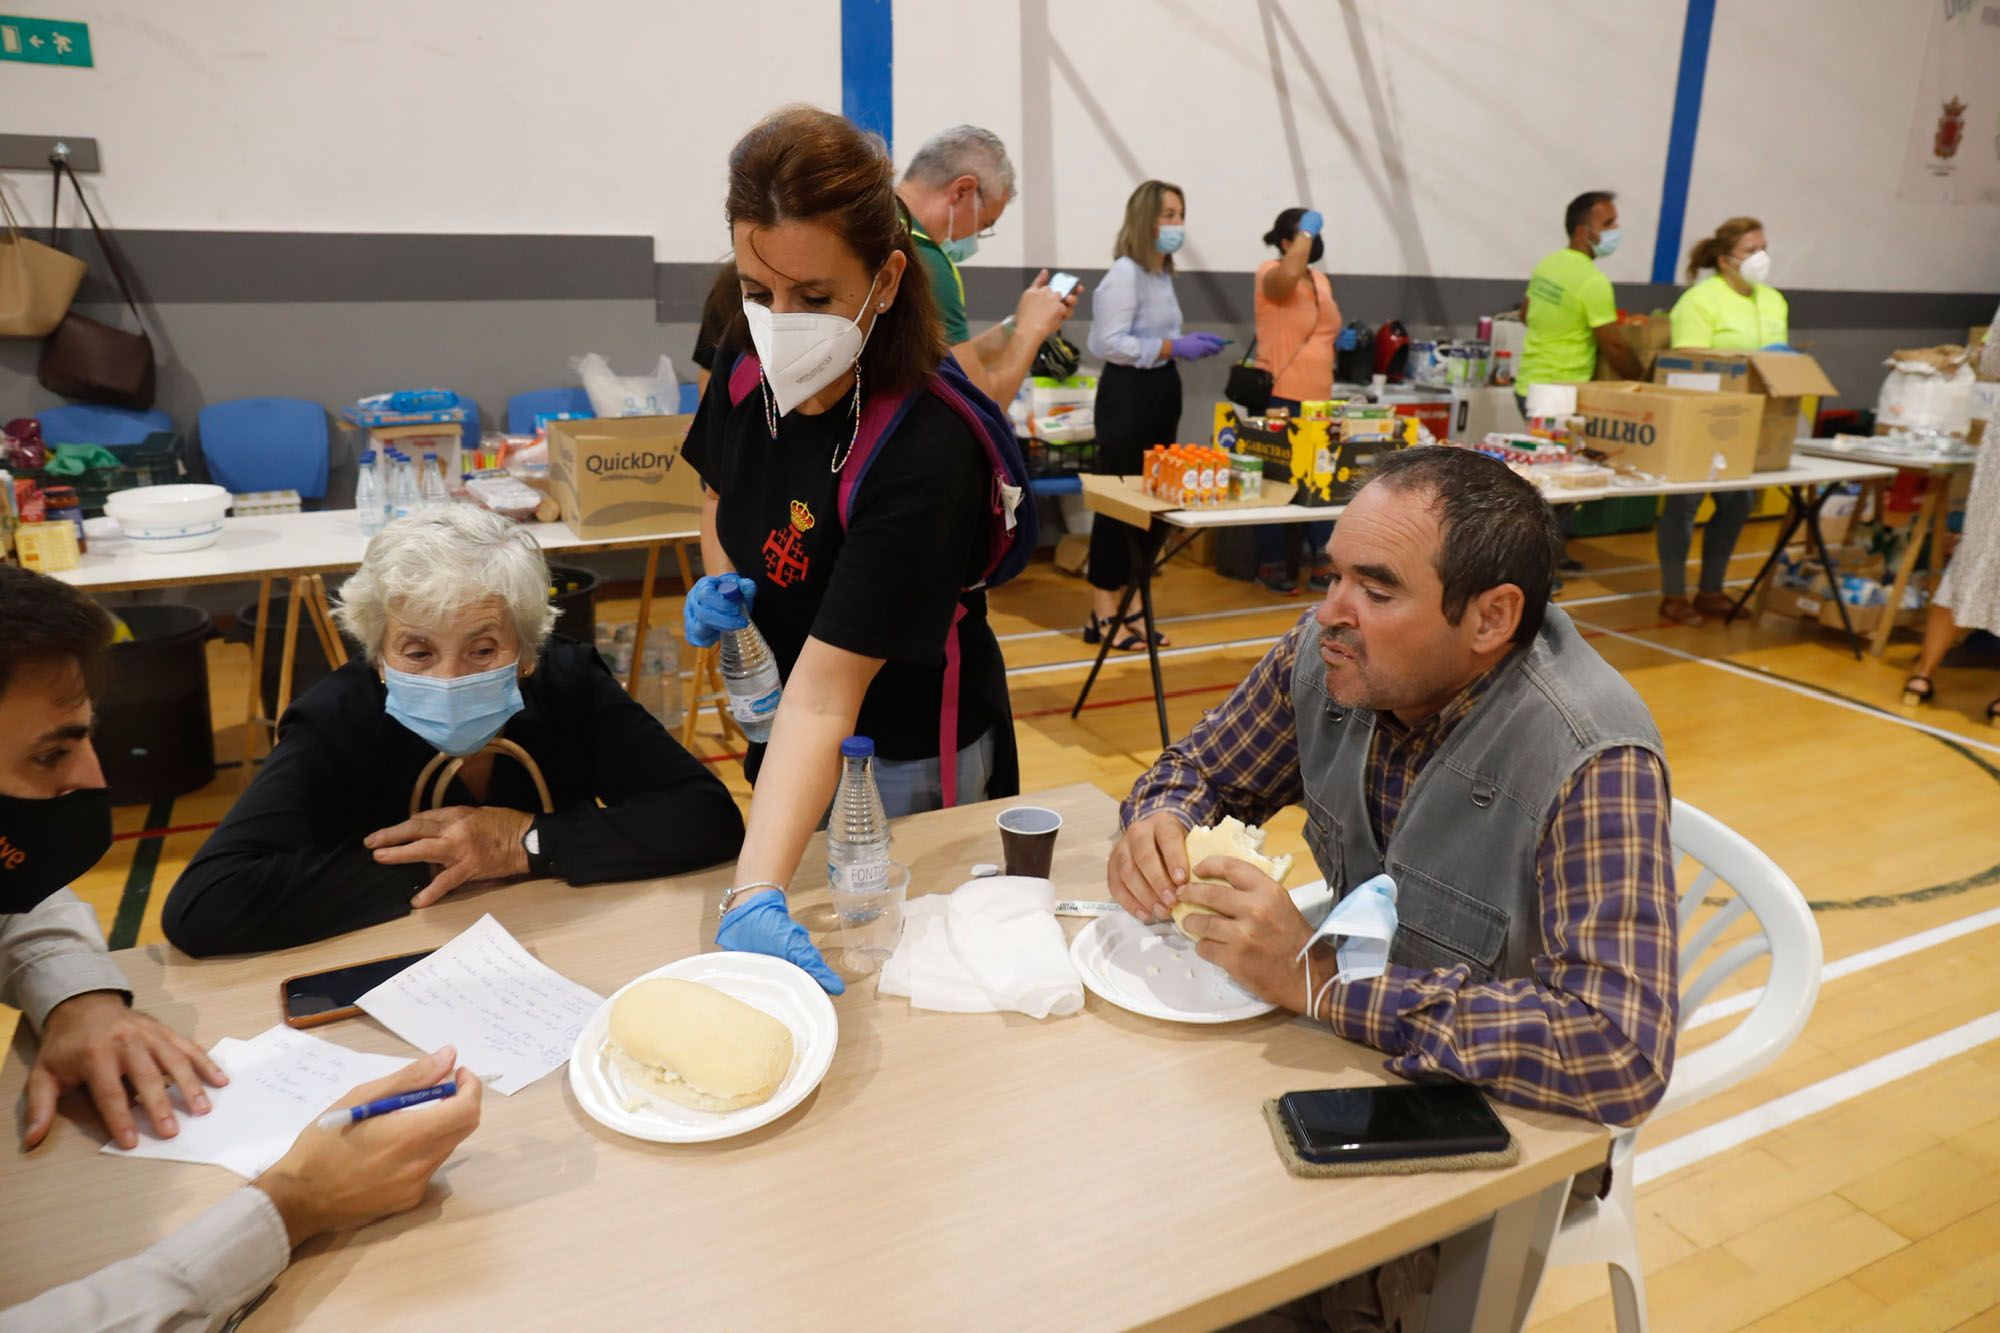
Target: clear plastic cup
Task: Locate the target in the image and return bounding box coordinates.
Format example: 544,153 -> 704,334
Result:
830,861 -> 910,976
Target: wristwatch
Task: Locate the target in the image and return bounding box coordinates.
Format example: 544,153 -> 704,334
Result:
521,822 -> 554,877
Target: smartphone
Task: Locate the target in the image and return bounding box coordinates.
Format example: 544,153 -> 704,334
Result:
1048,271 -> 1080,299
1277,1084 -> 1509,1164
280,950 -> 434,1029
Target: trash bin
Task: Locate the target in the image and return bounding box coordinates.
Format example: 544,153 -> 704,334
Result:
230,596 -> 357,722
97,605 -> 216,805
548,563 -> 600,648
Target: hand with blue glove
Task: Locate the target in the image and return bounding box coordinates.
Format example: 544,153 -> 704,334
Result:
716,891 -> 845,994
1171,331 -> 1228,361
682,573 -> 756,649
1298,210 -> 1324,238
1761,343 -> 1799,353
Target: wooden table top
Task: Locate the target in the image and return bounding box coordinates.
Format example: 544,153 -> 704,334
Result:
0,784 -> 1606,1330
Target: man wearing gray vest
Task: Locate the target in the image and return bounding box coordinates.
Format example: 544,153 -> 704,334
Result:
1110,448 -> 1676,1129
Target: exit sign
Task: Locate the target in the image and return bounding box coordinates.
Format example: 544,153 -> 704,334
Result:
0,14 -> 91,67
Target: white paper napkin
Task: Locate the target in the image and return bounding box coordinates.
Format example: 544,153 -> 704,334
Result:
878,876 -> 1083,1018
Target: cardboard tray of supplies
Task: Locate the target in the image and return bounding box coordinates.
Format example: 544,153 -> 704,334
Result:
1081,475 -> 1299,530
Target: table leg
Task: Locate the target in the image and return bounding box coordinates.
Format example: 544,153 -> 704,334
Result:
240,576 -> 273,783
629,543 -> 661,696
1873,483 -> 1939,658
1133,527 -> 1172,749
1727,486 -> 1808,626
1426,1178 -> 1569,1333
274,576 -> 305,721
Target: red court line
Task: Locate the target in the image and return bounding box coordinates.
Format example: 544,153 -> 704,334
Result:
698,750 -> 748,766
113,821 -> 221,842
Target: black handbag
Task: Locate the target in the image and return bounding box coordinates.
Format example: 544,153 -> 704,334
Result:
1032,330 -> 1080,381
1225,340 -> 1274,416
37,161 -> 156,409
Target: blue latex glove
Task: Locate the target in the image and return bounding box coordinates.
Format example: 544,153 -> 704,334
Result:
1761,343 -> 1798,353
683,573 -> 756,649
717,891 -> 845,994
1172,331 -> 1228,361
1298,210 -> 1324,237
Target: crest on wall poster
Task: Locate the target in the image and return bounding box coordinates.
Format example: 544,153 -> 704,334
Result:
1899,1 -> 2000,204
1934,96 -> 1966,160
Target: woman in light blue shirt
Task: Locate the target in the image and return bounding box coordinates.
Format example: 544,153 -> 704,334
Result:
1083,179 -> 1226,648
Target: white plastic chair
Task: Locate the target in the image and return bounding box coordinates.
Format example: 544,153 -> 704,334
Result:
1535,799 -> 1823,1332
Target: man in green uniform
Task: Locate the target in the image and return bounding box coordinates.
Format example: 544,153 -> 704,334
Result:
1517,190 -> 1642,407
896,125 -> 1077,407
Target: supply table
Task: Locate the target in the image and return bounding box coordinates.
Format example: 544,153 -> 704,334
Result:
1079,455 -> 1896,746
0,784 -> 1608,1332
51,508 -> 704,776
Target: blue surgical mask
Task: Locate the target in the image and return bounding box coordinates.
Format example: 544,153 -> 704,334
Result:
1156,224 -> 1186,255
383,659 -> 525,756
1592,227 -> 1623,259
941,190 -> 983,264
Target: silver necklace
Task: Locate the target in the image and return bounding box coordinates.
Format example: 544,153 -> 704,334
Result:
761,369 -> 864,474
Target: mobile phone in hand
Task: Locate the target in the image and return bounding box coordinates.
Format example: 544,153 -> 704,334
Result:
1048,272 -> 1080,299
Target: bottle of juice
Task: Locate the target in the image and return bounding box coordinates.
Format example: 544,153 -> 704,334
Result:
1196,447 -> 1217,506
1179,448 -> 1201,508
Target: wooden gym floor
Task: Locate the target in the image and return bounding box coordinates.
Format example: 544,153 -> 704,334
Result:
8,515 -> 2000,1330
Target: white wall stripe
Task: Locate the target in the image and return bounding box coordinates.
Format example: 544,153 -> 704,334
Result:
1576,621 -> 2000,759
1686,904 -> 2000,1031
1633,1009 -> 2000,1186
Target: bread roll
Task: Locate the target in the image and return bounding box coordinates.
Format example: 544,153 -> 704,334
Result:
1171,817 -> 1294,938
606,978 -> 795,1113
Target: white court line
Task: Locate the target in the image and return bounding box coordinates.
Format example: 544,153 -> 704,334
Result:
1633,1009 -> 2000,1186
1686,904 -> 2000,1031
1577,621 -> 2000,759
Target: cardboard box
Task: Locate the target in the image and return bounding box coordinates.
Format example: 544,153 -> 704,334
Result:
1573,382 -> 1763,483
1053,532 -> 1089,575
1651,350 -> 1837,472
545,415 -> 702,539
1080,474 -> 1297,530
1452,386 -> 1527,443
1593,314 -> 1673,381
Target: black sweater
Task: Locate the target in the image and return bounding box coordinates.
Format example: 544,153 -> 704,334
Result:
163,638 -> 743,956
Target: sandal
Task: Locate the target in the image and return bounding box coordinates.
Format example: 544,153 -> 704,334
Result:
1902,674 -> 1935,707
1109,612 -> 1168,652
1987,697 -> 1999,729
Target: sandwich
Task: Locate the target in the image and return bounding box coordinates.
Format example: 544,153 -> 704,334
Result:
605,978 -> 795,1112
1171,816 -> 1295,938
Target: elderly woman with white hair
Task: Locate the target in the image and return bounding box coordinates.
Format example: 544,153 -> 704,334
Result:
164,507 -> 742,956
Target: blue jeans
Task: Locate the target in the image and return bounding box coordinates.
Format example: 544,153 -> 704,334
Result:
870,728 -> 997,818
1256,520 -> 1335,567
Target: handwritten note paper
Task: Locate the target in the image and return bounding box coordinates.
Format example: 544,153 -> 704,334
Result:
103,1027 -> 409,1179
357,913 -> 604,1095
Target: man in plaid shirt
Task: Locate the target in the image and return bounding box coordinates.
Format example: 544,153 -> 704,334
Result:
1111,448 -> 1677,1130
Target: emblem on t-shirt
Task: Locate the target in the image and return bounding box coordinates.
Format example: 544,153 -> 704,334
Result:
762,500 -> 815,587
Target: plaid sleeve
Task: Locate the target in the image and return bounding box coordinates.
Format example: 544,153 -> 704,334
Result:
1120,616 -> 1310,831
1323,746 -> 1677,1127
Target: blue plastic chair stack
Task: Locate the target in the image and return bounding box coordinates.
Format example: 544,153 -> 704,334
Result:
196,397 -> 330,499
505,387 -> 595,435
36,404 -> 174,447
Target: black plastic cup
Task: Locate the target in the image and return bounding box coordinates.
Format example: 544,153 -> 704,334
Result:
997,806 -> 1063,878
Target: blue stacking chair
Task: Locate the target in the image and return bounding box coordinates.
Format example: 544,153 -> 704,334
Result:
196,397 -> 330,499
506,387 -> 595,435
678,382 -> 699,413
36,404 -> 173,446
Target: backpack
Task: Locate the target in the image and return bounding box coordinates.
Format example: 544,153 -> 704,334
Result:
726,352 -> 1037,806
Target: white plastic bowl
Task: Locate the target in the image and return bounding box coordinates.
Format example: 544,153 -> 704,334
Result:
104,483 -> 232,553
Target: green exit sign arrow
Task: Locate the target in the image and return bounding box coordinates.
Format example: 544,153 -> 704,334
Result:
0,14 -> 91,67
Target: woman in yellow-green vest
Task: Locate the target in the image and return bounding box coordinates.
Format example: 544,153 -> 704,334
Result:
1655,216 -> 1789,626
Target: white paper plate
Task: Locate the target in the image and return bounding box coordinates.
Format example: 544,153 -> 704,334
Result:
568,952 -> 838,1143
1069,914 -> 1276,1024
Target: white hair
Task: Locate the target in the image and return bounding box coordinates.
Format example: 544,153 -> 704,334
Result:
903,125 -> 1016,201
334,506 -> 556,664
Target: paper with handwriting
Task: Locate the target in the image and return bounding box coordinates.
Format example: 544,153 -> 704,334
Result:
357,913 -> 604,1095
102,1026 -> 409,1179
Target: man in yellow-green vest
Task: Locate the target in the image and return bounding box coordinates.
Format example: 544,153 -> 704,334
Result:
1516,190 -> 1643,414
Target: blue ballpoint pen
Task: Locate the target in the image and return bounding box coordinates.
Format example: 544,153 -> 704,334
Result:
315,1081 -> 457,1131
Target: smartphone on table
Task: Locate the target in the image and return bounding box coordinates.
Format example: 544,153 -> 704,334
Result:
1048,271 -> 1080,300
1277,1083 -> 1509,1164
280,950 -> 434,1029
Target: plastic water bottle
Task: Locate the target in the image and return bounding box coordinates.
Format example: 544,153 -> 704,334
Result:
387,451 -> 415,520
418,452 -> 449,511
355,450 -> 386,539
716,584 -> 782,743
827,734 -> 892,900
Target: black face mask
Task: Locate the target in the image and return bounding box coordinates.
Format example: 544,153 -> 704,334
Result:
0,787 -> 113,915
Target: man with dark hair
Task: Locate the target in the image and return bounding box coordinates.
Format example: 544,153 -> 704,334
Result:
1108,447 -> 1678,1130
1517,189 -> 1642,406
0,565 -> 483,1329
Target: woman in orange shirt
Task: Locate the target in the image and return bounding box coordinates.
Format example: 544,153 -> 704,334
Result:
1251,207 -> 1340,593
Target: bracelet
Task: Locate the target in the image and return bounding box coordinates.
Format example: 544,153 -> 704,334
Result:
720,881 -> 783,914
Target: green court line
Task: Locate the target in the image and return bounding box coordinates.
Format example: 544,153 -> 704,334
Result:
109,798 -> 175,950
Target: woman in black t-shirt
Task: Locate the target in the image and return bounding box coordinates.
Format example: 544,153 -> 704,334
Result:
679,106 -> 1018,993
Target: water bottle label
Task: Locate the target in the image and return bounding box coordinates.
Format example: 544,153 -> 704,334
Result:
729,686 -> 781,725
830,859 -> 891,894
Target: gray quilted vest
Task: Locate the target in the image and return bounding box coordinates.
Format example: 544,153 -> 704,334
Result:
1289,605 -> 1665,981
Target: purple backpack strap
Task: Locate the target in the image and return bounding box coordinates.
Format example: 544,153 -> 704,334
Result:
727,353 -> 762,406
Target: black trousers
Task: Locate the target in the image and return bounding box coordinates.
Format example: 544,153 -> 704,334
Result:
1088,360 -> 1183,592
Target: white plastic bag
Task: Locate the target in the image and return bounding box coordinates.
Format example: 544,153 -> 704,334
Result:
1876,352 -> 1976,437
572,353 -> 681,418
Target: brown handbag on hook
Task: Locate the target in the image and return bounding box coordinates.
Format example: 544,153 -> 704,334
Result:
37,159 -> 157,408
0,189 -> 86,337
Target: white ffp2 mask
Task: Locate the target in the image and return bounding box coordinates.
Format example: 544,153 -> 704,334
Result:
741,272 -> 882,417
1737,249 -> 1772,286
